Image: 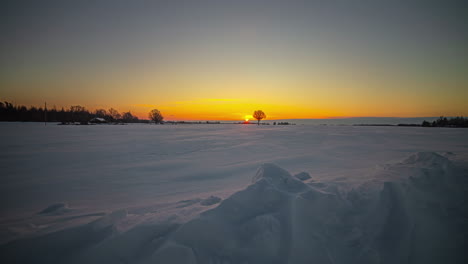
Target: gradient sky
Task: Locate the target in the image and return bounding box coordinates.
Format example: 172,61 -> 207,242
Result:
1,0 -> 467,120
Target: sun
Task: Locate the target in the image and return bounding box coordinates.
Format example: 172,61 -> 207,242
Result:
244,115 -> 252,122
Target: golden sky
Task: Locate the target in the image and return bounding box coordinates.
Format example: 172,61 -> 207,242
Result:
1,0 -> 467,120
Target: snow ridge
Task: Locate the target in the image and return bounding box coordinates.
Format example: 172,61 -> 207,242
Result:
1,152 -> 467,264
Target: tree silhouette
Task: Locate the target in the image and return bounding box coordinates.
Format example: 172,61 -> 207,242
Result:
122,111 -> 139,123
69,105 -> 88,123
149,109 -> 164,124
253,110 -> 266,125
108,108 -> 121,122
94,109 -> 108,118
421,116 -> 468,127
0,101 -> 150,123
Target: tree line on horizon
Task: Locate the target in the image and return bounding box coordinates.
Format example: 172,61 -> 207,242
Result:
422,116 -> 468,128
2,101 -> 466,128
0,101 -> 267,125
0,101 -> 145,124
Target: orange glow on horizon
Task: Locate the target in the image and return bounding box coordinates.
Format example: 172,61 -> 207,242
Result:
6,96 -> 467,121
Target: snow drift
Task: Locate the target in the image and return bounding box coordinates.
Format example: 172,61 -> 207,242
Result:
38,203 -> 71,215
1,152 -> 467,264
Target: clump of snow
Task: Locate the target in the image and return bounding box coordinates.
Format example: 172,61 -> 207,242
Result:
38,203 -> 70,215
149,163 -> 345,263
151,160 -> 468,264
251,163 -> 309,193
200,196 -> 221,206
294,171 -> 311,181
402,151 -> 451,168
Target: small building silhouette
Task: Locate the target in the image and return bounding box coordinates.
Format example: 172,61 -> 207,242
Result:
89,117 -> 107,124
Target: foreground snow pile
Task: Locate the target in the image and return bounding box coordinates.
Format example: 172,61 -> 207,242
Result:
1,152 -> 467,264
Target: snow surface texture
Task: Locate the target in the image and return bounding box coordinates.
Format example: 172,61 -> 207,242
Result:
1,123 -> 468,263
38,203 -> 70,215
294,172 -> 312,181
1,152 -> 468,263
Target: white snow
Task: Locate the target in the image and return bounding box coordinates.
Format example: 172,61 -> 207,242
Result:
0,122 -> 467,263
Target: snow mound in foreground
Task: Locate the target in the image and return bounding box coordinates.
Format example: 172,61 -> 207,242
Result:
153,159 -> 467,264
402,151 -> 452,168
1,154 -> 467,264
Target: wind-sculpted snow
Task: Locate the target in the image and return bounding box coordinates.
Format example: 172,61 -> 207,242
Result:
294,171 -> 312,181
38,202 -> 71,215
200,196 -> 222,206
1,152 -> 467,264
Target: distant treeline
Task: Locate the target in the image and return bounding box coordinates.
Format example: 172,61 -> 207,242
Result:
0,101 -> 147,123
422,116 -> 468,128
353,117 -> 468,127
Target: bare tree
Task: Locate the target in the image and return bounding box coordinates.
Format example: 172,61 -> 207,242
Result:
70,105 -> 86,113
253,110 -> 266,125
70,105 -> 87,123
94,109 -> 107,118
122,111 -> 139,123
108,108 -> 121,122
149,109 -> 164,124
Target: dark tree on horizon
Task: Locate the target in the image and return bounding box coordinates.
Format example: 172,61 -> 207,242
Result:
122,111 -> 139,123
94,109 -> 108,118
69,105 -> 89,123
149,109 -> 164,124
253,110 -> 266,125
108,108 -> 121,122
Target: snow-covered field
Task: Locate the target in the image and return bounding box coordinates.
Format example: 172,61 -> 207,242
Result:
1,123 -> 467,263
